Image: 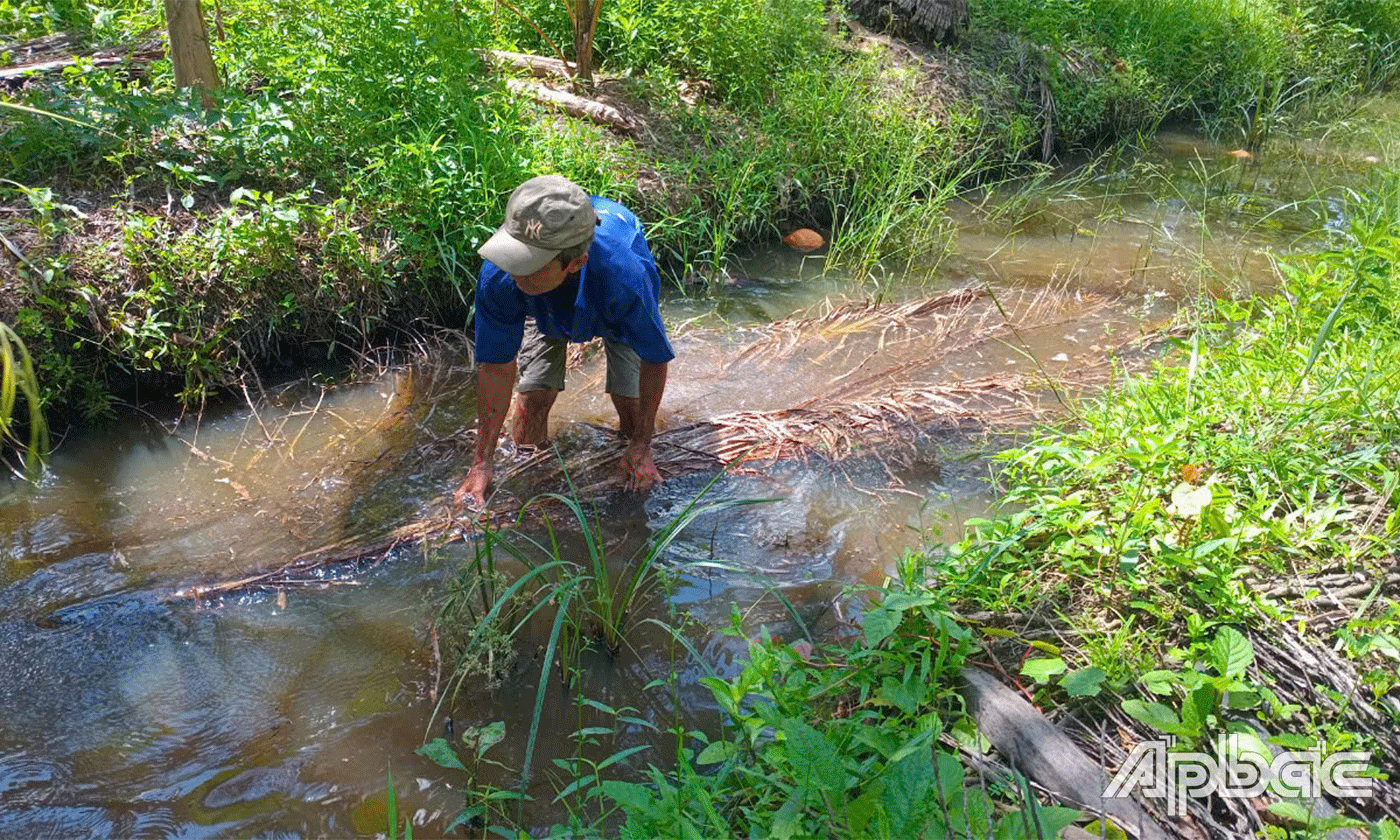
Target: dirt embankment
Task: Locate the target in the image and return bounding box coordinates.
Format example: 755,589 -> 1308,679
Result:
0,20 -> 1090,424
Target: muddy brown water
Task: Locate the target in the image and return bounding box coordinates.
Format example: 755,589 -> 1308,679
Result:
0,112 -> 1394,837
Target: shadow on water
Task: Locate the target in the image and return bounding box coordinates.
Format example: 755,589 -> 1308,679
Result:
0,111 -> 1395,835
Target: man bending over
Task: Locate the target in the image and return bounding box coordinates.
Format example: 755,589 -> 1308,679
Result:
453,175 -> 674,507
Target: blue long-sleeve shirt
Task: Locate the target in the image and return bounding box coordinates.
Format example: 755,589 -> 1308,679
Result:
474,197 -> 675,364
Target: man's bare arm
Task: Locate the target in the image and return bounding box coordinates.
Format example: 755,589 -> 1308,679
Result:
454,361 -> 516,505
620,360 -> 666,491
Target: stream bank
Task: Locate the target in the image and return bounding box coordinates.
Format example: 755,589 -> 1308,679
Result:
1,0 -> 1397,422
2,106 -> 1398,835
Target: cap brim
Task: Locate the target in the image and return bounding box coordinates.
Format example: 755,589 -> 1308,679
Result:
478,226 -> 558,276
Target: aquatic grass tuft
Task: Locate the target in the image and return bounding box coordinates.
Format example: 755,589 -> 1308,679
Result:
512,451 -> 775,653
430,452 -> 775,823
0,321 -> 49,478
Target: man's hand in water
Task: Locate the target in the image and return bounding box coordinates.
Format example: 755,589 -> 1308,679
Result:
453,462 -> 493,508
619,441 -> 662,492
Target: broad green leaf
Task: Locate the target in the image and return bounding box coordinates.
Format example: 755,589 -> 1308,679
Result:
1121,699 -> 1191,735
1225,689 -> 1262,709
1180,684 -> 1216,733
696,740 -> 737,765
415,738 -> 466,771
882,592 -> 940,611
1360,633 -> 1400,659
887,730 -> 936,765
995,804 -> 1082,839
1031,806 -> 1082,837
1266,801 -> 1313,825
863,606 -> 902,647
769,794 -> 804,840
1372,820 -> 1400,840
467,721 -> 506,758
1061,666 -> 1108,697
1020,657 -> 1067,683
853,727 -> 902,758
781,720 -> 844,792
1211,626 -> 1254,679
1141,669 -> 1180,695
601,780 -> 654,811
1221,729 -> 1273,769
880,673 -> 928,714
444,805 -> 483,832
878,749 -> 936,835
1268,733 -> 1315,750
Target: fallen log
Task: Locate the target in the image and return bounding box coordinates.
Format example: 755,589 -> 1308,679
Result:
0,40 -> 162,86
478,48 -> 573,81
0,31 -> 81,56
960,666 -> 1172,840
505,78 -> 637,133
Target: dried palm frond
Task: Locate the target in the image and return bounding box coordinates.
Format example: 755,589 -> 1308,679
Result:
849,0 -> 968,43
168,287 -> 1159,599
723,284 -> 1117,406
494,374 -> 1041,500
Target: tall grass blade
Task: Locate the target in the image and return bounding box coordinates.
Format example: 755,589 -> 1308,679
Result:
426,559 -> 573,740
386,768 -> 398,840
639,617 -> 719,680
1293,273 -> 1360,395
519,582 -> 578,818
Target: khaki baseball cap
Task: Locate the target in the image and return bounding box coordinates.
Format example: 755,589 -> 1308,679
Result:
478,175 -> 599,275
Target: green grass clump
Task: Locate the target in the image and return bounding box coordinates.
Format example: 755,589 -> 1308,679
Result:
4,0 -> 1398,419
929,178 -> 1400,685
970,0 -> 1400,144
1,0 -> 992,417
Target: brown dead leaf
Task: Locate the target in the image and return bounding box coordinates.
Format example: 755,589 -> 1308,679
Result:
275,588 -> 287,610
221,478 -> 253,501
1180,463 -> 1202,482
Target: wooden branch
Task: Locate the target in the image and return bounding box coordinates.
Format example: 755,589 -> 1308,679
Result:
477,48 -> 573,81
0,31 -> 80,56
505,78 -> 636,133
960,667 -> 1172,840
0,46 -> 161,84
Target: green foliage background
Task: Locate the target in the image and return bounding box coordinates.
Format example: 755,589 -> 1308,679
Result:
0,0 -> 1396,420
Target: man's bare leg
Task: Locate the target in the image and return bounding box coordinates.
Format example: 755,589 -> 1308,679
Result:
610,393 -> 640,440
513,389 -> 559,446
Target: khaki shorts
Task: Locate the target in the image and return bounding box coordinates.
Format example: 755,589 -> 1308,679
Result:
515,319 -> 641,398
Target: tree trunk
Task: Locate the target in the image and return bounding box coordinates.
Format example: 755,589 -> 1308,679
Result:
164,0 -> 219,106
570,0 -> 600,87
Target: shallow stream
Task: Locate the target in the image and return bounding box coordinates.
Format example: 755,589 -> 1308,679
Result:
0,109 -> 1394,837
